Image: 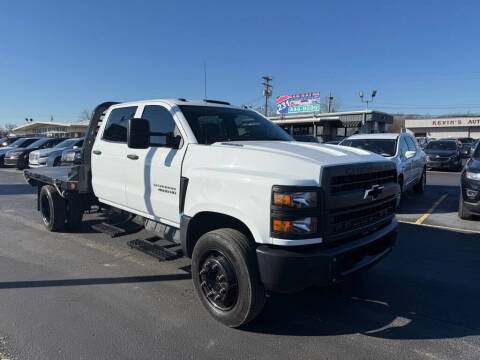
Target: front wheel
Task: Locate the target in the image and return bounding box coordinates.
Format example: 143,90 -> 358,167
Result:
191,228 -> 266,327
458,192 -> 472,220
413,169 -> 426,194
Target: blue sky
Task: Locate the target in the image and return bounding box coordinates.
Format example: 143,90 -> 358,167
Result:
1,0 -> 480,126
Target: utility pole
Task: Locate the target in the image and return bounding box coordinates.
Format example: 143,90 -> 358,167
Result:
327,92 -> 334,113
262,76 -> 272,116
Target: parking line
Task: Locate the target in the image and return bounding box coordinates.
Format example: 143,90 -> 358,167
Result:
398,220 -> 480,234
415,194 -> 448,224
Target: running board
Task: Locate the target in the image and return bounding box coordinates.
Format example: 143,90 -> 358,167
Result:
128,238 -> 183,261
92,221 -> 143,238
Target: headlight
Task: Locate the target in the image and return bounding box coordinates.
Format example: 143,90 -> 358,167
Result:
272,217 -> 318,235
466,171 -> 480,181
62,152 -> 75,162
272,189 -> 318,208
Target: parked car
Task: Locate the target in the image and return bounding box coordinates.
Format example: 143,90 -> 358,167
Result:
60,147 -> 82,165
4,137 -> 63,169
30,137 -> 84,168
293,135 -> 319,143
24,99 -> 399,327
340,133 -> 427,204
0,137 -> 39,167
0,136 -> 23,147
424,140 -> 462,171
459,141 -> 480,219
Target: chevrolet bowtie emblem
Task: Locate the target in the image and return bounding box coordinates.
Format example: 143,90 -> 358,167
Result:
364,184 -> 384,200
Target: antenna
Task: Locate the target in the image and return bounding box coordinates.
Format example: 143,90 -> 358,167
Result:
204,61 -> 207,99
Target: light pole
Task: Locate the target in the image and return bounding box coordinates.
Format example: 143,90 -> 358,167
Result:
359,90 -> 377,110
262,76 -> 272,116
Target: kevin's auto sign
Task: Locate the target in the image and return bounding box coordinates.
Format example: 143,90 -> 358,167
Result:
276,92 -> 321,114
405,118 -> 480,128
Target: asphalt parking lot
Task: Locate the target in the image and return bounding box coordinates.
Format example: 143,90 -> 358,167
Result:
1,167 -> 480,359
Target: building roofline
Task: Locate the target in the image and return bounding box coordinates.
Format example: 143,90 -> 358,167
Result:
268,109 -> 390,121
13,121 -> 88,132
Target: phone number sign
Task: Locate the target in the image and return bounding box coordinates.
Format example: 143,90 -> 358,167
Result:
276,92 -> 321,115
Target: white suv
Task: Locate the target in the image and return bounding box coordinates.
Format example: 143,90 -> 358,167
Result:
340,133 -> 427,203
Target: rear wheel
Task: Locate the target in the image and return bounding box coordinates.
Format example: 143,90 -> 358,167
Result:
16,158 -> 27,170
191,228 -> 266,327
40,185 -> 66,231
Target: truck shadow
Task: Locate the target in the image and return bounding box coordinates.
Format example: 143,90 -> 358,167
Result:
245,223 -> 480,341
0,184 -> 36,195
0,274 -> 191,289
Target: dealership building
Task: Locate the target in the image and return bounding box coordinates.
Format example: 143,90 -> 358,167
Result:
12,121 -> 88,138
405,117 -> 480,139
269,110 -> 393,142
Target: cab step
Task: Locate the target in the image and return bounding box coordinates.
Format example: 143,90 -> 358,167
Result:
92,221 -> 143,238
127,237 -> 183,261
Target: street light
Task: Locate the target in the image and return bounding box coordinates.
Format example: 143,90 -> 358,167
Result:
359,90 -> 377,109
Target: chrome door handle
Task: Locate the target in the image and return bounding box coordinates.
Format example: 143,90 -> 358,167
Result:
92,150 -> 101,155
127,154 -> 139,160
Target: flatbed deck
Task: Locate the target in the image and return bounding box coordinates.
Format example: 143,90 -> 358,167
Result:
24,165 -> 81,191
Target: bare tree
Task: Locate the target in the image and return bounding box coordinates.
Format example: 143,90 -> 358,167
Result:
320,95 -> 342,113
78,109 -> 93,123
4,123 -> 17,133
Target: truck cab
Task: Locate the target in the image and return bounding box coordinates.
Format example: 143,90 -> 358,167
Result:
25,99 -> 399,327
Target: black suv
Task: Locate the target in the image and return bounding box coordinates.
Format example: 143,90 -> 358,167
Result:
425,140 -> 462,171
459,141 -> 480,219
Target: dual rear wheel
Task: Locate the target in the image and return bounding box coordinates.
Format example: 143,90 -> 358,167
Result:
40,185 -> 83,231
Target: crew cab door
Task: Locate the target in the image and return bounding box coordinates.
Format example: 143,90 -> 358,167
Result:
91,106 -> 139,207
124,103 -> 186,226
398,136 -> 414,188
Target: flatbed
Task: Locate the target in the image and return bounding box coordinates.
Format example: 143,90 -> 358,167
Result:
24,166 -> 80,191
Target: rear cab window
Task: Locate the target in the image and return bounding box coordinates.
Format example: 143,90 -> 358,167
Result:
102,106 -> 138,142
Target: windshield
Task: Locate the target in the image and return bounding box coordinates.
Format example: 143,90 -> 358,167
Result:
426,141 -> 457,151
54,138 -> 78,148
27,138 -> 48,149
9,138 -> 31,148
179,105 -> 293,144
341,138 -> 397,157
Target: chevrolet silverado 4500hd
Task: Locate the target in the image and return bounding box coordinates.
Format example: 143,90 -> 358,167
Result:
25,99 -> 399,327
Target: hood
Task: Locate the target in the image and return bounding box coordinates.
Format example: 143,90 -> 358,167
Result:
34,147 -> 64,157
467,158 -> 480,172
214,141 -> 387,166
6,147 -> 28,154
425,149 -> 457,156
0,146 -> 15,155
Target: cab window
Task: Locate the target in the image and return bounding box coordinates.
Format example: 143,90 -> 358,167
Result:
102,106 -> 138,143
141,105 -> 183,148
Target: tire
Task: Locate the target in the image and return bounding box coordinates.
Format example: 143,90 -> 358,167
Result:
16,158 -> 27,170
191,228 -> 266,328
66,197 -> 83,230
396,176 -> 404,208
40,185 -> 66,231
413,169 -> 426,194
53,157 -> 61,167
458,192 -> 472,220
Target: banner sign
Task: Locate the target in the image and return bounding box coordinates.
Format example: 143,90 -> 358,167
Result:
276,92 -> 321,115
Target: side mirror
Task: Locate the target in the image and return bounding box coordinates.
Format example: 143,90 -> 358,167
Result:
405,150 -> 416,159
128,118 -> 150,149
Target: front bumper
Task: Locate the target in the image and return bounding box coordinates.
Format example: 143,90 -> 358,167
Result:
256,219 -> 397,293
427,159 -> 458,169
4,157 -> 20,166
462,178 -> 480,215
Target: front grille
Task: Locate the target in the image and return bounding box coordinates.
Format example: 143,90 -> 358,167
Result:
428,156 -> 449,162
330,169 -> 396,194
329,197 -> 396,235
